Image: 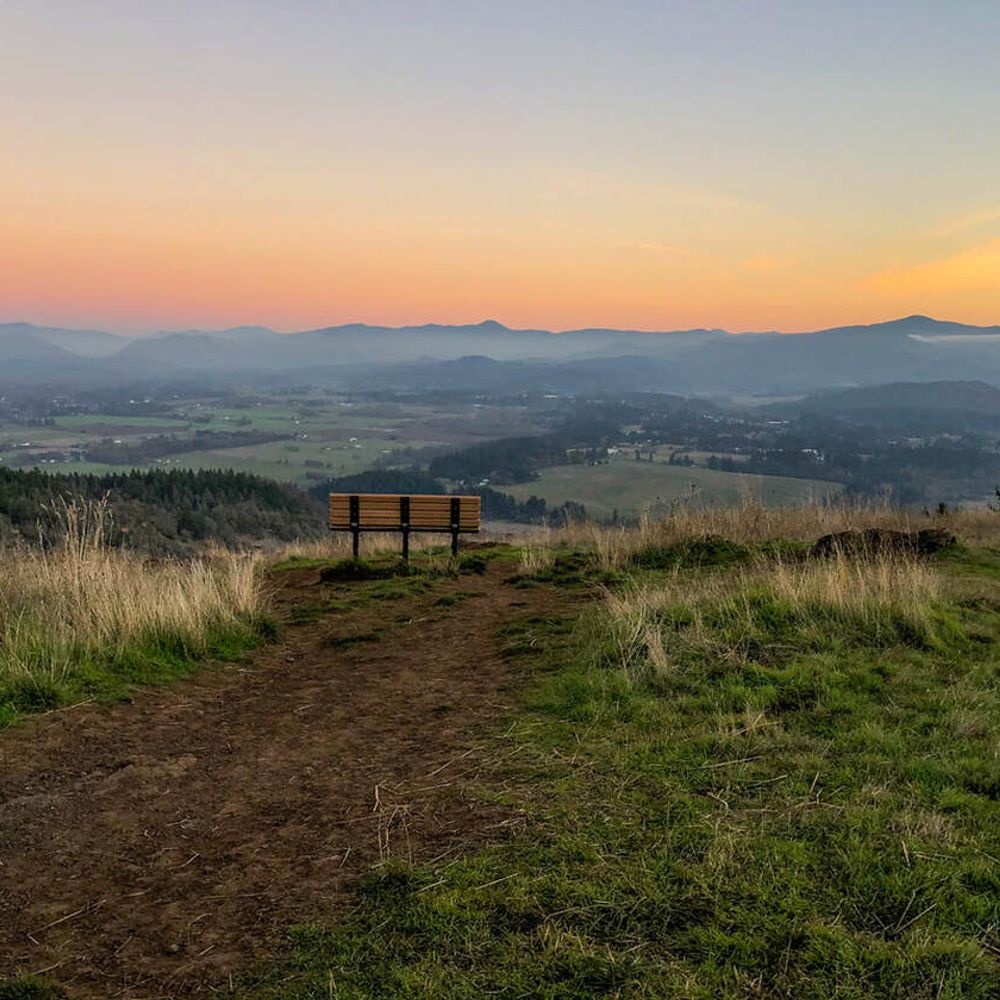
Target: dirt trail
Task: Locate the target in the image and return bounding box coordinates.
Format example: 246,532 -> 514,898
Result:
0,561 -> 571,997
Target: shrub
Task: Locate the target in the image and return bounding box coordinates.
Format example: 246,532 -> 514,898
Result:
631,535 -> 751,570
319,558 -> 412,583
457,553 -> 488,575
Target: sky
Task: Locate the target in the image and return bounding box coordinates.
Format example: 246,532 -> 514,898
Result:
2,0 -> 1000,334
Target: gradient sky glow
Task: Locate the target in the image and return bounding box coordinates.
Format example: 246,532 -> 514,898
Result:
3,1 -> 1000,333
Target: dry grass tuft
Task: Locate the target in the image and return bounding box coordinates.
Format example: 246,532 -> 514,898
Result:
517,526 -> 556,576
275,531 -> 445,563
548,499 -> 999,571
603,550 -> 941,681
0,499 -> 263,693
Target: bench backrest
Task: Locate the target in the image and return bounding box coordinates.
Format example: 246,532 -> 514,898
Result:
328,493 -> 481,533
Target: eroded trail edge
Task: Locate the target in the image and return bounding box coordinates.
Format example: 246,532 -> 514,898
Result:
0,561 -> 572,997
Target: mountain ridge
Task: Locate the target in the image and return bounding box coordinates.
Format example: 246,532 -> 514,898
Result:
3,316 -> 1000,394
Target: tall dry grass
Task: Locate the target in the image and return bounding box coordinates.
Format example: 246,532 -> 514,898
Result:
549,499 -> 1000,571
0,499 -> 263,696
514,525 -> 556,576
275,530 -> 445,562
603,550 -> 942,683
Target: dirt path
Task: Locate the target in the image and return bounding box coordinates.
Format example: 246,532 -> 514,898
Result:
0,561 -> 572,997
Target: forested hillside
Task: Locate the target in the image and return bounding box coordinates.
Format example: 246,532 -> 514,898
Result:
0,468 -> 323,553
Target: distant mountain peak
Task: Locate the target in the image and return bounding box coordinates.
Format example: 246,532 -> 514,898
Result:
1,313 -> 999,393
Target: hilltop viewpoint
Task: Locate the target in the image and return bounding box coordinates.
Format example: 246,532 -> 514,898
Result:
3,500 -> 1000,998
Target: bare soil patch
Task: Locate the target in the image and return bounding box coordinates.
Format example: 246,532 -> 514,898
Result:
0,561 -> 573,997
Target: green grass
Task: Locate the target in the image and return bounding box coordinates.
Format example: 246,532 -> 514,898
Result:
181,405 -> 307,431
433,590 -> 484,608
0,618 -> 273,729
326,630 -> 382,650
0,975 -> 67,1000
506,551 -> 610,589
274,554 -> 486,620
504,458 -> 844,518
4,459 -> 127,477
241,547 -> 1000,999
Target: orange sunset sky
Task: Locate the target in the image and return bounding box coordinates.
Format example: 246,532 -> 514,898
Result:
3,2 -> 1000,334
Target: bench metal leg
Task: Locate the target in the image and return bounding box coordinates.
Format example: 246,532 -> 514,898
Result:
350,494 -> 360,559
400,496 -> 410,561
450,497 -> 460,556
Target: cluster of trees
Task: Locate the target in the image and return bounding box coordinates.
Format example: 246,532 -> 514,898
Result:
615,398 -> 1000,506
477,487 -> 586,526
307,468 -> 446,501
428,435 -> 569,485
426,404 -> 628,486
0,467 -> 323,553
703,417 -> 1000,503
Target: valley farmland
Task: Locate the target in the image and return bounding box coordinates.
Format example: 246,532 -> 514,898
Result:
504,454 -> 844,518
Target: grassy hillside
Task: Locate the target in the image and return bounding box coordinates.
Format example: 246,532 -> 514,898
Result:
789,379 -> 1000,416
4,504 -> 1000,998
504,457 -> 844,518
235,514 -> 1000,998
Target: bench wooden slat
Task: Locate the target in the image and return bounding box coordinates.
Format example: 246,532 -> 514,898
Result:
328,493 -> 481,536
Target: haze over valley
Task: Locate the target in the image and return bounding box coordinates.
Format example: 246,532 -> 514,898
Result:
3,310 -> 1000,527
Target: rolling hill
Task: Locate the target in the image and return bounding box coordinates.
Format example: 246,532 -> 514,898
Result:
775,380 -> 1000,432
3,315 -> 1000,394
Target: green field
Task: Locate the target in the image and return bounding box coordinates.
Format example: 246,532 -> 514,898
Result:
52,414 -> 187,430
6,459 -> 126,477
156,436 -> 425,483
505,458 -> 843,517
3,397 -> 538,487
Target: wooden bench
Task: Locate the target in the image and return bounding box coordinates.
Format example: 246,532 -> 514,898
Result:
328,493 -> 481,558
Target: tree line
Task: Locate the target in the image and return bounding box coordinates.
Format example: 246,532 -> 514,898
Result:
0,467 -> 323,554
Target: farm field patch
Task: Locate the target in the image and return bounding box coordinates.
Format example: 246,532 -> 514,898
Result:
504,456 -> 843,517
159,436 -> 434,483
2,396 -> 550,487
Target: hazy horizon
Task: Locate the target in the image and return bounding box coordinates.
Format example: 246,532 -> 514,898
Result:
3,1 -> 1000,334
4,311 -> 999,340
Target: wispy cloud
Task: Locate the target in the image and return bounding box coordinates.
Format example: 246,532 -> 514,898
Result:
632,242 -> 700,257
932,207 -> 1000,239
864,238 -> 1000,296
742,255 -> 796,273
555,171 -> 751,213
